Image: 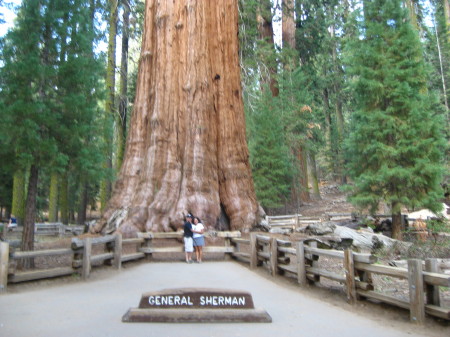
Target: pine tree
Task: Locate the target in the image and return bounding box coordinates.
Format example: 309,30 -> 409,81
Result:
0,0 -> 104,246
345,0 -> 447,239
248,88 -> 293,211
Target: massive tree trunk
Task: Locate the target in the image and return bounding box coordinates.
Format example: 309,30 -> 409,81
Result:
93,0 -> 259,236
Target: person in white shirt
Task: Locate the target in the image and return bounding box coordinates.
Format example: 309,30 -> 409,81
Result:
192,217 -> 205,263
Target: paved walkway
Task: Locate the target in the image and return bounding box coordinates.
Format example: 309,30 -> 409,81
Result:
0,261 -> 447,337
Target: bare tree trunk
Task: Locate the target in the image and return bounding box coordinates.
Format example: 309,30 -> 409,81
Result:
445,0 -> 450,43
48,172 -> 58,222
93,0 -> 259,236
11,169 -> 26,226
308,151 -> 321,200
116,0 -> 130,170
328,6 -> 346,184
296,145 -> 310,202
391,202 -> 403,240
59,172 -> 69,225
433,16 -> 449,110
283,0 -> 310,203
257,0 -> 279,96
20,164 -> 38,269
77,182 -> 88,225
282,0 -> 295,52
100,0 -> 118,210
406,0 -> 419,30
322,86 -> 334,172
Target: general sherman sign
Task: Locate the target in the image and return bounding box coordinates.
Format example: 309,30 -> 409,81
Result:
123,288 -> 271,323
139,288 -> 253,309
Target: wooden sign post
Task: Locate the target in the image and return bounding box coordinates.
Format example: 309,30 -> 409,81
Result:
122,288 -> 272,323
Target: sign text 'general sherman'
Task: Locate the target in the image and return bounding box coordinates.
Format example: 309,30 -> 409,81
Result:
139,288 -> 253,309
123,288 -> 272,323
147,294 -> 247,307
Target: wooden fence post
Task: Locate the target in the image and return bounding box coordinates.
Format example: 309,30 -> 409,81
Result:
296,241 -> 307,286
250,233 -> 257,269
82,237 -> 92,280
344,249 -> 357,305
425,258 -> 440,306
408,259 -> 425,324
224,235 -> 232,261
270,237 -> 278,277
113,234 -> 122,270
140,232 -> 153,261
0,242 -> 9,293
309,241 -> 320,284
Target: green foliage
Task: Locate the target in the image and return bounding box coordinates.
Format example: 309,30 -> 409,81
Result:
427,217 -> 450,233
248,88 -> 293,210
344,0 -> 447,214
0,0 -> 106,220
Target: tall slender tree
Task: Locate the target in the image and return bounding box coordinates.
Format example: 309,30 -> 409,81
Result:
345,0 -> 447,239
257,0 -> 279,97
0,0 -> 104,248
100,0 -> 118,211
116,0 -> 131,170
282,0 -> 311,203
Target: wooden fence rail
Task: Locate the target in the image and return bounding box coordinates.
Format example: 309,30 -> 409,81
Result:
4,223 -> 86,237
232,233 -> 450,323
1,231 -> 449,324
266,213 -> 409,228
0,231 -> 241,292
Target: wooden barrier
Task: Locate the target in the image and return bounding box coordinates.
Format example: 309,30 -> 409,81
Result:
0,231 -> 242,289
1,230 -> 449,324
248,233 -> 450,323
0,242 -> 8,293
9,223 -> 85,236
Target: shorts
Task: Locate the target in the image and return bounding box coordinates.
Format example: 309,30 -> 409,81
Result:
184,237 -> 194,252
193,236 -> 205,247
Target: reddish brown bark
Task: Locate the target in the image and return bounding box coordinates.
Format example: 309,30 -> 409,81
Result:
257,0 -> 279,97
93,0 -> 259,236
282,0 -> 295,51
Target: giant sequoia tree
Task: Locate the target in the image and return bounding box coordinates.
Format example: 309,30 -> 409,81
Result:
93,0 -> 259,236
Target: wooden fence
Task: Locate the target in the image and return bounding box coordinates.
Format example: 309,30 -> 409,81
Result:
0,231 -> 449,324
267,213 -> 396,228
0,231 -> 240,292
3,223 -> 85,237
228,233 -> 450,324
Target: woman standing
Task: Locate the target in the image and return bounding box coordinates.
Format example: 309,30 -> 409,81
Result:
192,217 -> 205,263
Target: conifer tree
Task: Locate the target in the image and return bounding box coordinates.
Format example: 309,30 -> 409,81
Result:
248,89 -> 293,210
345,0 -> 447,239
0,0 -> 104,247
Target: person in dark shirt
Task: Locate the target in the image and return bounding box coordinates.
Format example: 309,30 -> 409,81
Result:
8,214 -> 17,231
183,214 -> 194,263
